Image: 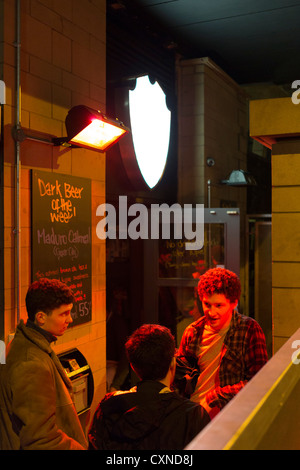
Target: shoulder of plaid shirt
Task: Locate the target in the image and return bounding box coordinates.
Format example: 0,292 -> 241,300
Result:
177,310 -> 268,411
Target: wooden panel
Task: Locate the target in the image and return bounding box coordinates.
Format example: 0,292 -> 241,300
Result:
273,186 -> 300,212
272,288 -> 300,337
272,153 -> 300,187
250,98 -> 300,137
273,262 -> 300,288
272,213 -> 300,262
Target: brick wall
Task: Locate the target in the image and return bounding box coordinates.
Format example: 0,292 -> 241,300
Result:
176,57 -> 248,209
272,141 -> 300,351
250,97 -> 300,352
1,0 -> 107,426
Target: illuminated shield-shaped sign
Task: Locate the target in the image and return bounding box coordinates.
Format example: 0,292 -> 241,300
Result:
129,76 -> 171,189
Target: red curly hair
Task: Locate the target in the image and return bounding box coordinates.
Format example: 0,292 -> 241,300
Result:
197,268 -> 241,303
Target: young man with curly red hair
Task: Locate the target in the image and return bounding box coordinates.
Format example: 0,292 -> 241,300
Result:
176,267 -> 268,418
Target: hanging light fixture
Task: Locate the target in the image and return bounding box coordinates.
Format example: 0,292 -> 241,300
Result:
221,169 -> 257,186
207,169 -> 257,207
53,105 -> 130,151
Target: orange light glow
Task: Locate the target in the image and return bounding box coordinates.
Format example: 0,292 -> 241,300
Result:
70,119 -> 127,151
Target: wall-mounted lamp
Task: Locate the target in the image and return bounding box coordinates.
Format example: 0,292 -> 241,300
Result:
53,105 -> 130,151
13,105 -> 130,152
207,169 -> 256,207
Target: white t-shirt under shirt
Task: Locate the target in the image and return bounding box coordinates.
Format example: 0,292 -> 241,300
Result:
190,323 -> 229,404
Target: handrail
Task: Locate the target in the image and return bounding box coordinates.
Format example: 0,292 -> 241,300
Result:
185,328 -> 300,450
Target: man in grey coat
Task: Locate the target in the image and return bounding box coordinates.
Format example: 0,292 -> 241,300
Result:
0,278 -> 87,450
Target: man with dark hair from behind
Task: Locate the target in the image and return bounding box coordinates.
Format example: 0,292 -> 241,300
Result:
88,324 -> 210,450
0,278 -> 87,450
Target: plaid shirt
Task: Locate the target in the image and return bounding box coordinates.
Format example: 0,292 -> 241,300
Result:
177,310 -> 268,409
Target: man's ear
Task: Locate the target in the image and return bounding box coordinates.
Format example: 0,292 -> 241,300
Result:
35,311 -> 46,326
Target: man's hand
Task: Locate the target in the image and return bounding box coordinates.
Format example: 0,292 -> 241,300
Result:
200,396 -> 219,419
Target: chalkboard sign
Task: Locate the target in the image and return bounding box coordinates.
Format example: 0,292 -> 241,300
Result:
31,170 -> 92,327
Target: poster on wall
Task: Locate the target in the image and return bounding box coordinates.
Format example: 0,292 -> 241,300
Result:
31,170 -> 92,327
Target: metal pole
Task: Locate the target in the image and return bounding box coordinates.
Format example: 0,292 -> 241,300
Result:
14,0 -> 21,324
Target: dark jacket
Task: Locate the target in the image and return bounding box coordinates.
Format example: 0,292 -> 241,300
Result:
88,380 -> 210,450
0,321 -> 87,450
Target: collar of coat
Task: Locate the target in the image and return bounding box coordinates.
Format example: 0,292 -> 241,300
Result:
16,320 -> 53,354
15,320 -> 73,392
26,319 -> 57,344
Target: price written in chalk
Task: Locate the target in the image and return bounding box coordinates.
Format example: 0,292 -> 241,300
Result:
38,177 -> 84,224
72,301 -> 91,320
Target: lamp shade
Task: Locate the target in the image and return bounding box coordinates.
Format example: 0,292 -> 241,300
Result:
221,169 -> 257,186
65,105 -> 129,151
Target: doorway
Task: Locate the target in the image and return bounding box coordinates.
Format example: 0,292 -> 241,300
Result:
143,208 -> 240,345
